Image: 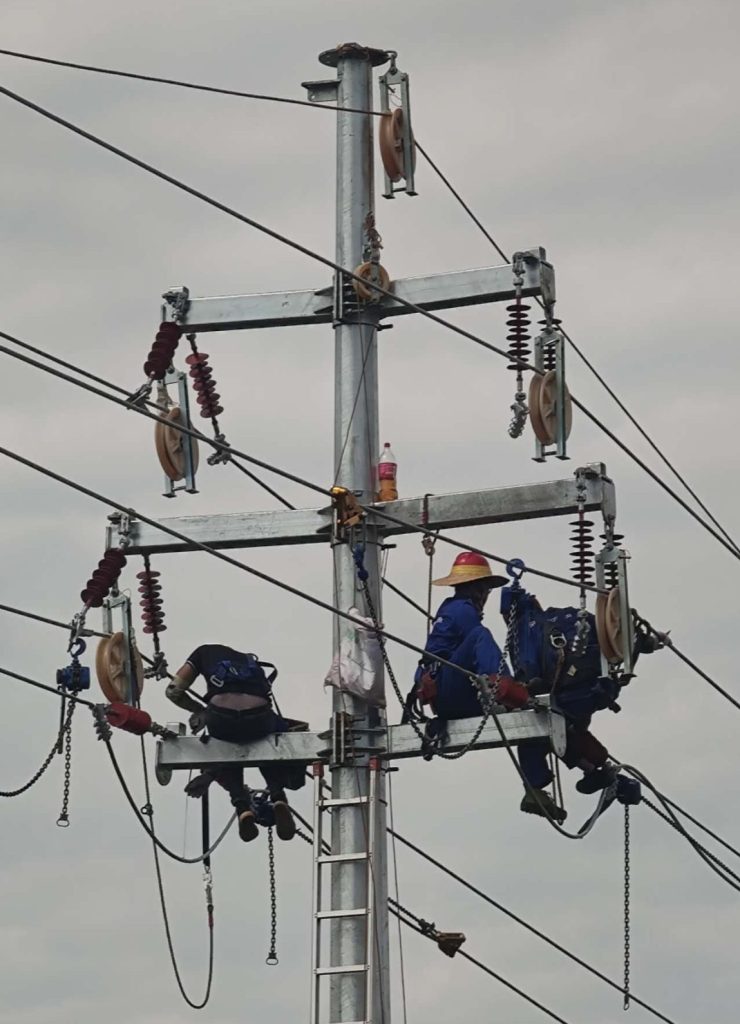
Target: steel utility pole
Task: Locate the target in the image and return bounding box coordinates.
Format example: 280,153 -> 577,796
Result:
325,43 -> 391,1024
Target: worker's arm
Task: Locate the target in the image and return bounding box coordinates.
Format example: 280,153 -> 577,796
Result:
165,662 -> 205,715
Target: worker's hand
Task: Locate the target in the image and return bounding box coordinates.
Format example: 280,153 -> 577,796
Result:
189,709 -> 207,735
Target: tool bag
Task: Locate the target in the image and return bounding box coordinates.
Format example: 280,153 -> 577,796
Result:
500,586 -> 617,712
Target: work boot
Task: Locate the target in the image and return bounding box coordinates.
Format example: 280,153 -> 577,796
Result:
238,809 -> 259,842
272,800 -> 296,841
520,788 -> 568,823
576,766 -> 617,795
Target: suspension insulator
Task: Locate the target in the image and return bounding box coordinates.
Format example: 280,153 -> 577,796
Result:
136,568 -> 167,636
143,322 -> 183,380
570,514 -> 595,587
185,351 -> 224,420
506,298 -> 531,370
81,548 -> 127,607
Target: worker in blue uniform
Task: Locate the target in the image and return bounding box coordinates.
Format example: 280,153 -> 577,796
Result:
409,551 -> 567,823
166,644 -> 299,843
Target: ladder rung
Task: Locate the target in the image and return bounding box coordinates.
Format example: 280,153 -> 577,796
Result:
318,852 -> 368,864
315,964 -> 367,976
320,796 -> 369,808
316,908 -> 368,920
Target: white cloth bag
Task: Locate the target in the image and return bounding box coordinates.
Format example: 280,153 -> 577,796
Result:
324,607 -> 386,707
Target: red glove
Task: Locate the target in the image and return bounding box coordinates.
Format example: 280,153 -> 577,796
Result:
417,670 -> 437,705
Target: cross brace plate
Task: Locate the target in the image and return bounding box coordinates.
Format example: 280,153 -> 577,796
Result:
178,250 -> 553,333
125,464 -> 613,554
155,707 -> 565,772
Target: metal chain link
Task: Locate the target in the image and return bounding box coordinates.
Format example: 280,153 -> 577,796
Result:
56,701 -> 77,827
265,826 -> 278,965
623,804 -> 631,1011
360,577 -> 516,761
0,697 -> 75,798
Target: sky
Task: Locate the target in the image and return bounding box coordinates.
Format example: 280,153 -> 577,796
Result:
0,1 -> 739,1022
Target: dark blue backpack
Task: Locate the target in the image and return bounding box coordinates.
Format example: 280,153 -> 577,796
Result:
500,585 -> 603,694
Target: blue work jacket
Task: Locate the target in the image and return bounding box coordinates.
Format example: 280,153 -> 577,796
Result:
415,595 -> 483,685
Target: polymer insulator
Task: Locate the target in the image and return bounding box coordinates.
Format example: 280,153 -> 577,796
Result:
505,298 -> 531,370
600,532 -> 624,589
186,351 -> 224,420
143,322 -> 183,380
538,318 -> 561,372
570,513 -> 595,587
81,548 -> 126,607
136,567 -> 167,636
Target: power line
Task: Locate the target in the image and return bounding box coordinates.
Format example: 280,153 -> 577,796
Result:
416,141 -> 740,558
2,84 -> 737,564
0,47 -> 383,116
0,330 -> 599,598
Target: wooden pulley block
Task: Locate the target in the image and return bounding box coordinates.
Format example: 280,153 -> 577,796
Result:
379,108 -> 415,182
96,632 -> 144,703
528,370 -> 573,445
351,261 -> 391,302
595,587 -> 623,662
154,406 -> 199,482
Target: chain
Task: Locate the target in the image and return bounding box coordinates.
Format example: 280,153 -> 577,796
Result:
266,826 -> 278,965
360,575 -> 516,761
56,700 -> 77,827
0,697 -> 75,798
623,804 -> 631,1011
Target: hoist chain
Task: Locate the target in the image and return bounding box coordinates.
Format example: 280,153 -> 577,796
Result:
265,826 -> 278,965
360,576 -> 515,761
56,700 -> 77,827
623,804 -> 631,1011
0,698 -> 75,798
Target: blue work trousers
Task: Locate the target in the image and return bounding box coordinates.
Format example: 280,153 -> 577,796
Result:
433,625 -> 509,720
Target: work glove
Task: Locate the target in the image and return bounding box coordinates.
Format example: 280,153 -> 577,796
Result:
189,709 -> 207,735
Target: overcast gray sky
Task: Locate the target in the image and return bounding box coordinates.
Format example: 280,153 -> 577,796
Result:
1,1 -> 739,1022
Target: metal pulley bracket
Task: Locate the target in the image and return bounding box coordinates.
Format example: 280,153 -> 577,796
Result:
97,592 -> 145,703
595,548 -> 635,676
378,60 -> 418,198
530,325 -> 571,461
155,369 -> 199,498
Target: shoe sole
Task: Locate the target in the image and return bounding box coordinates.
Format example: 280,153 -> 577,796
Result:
238,812 -> 259,842
273,801 -> 296,841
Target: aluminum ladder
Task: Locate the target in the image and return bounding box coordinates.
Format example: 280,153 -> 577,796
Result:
310,758 -> 381,1024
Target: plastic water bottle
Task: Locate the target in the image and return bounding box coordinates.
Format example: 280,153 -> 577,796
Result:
377,442 -> 398,502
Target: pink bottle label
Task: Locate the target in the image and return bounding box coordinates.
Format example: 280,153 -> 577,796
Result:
378,463 -> 397,480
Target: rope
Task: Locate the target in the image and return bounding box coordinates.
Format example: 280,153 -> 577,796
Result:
139,737 -> 214,1008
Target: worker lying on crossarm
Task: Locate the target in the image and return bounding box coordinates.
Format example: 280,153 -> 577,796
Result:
404,551 -> 566,823
166,644 -> 301,843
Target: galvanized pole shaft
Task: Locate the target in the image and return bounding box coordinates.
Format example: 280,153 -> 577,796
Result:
322,42 -> 391,1024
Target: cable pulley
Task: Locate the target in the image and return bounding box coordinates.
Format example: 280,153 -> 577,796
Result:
154,405 -> 200,483
95,631 -> 144,703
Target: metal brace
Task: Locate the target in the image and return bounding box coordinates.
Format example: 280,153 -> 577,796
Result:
378,55 -> 417,199
330,710 -> 355,766
161,285 -> 190,324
